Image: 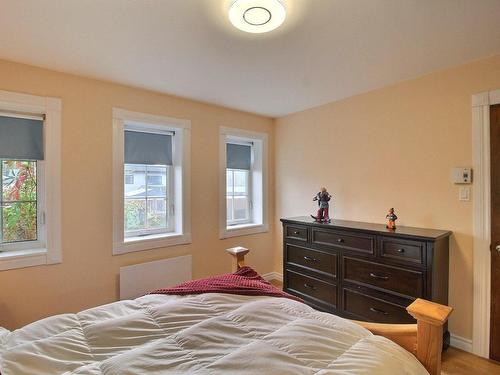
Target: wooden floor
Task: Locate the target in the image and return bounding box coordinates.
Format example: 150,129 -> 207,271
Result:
269,280 -> 500,374
442,347 -> 500,375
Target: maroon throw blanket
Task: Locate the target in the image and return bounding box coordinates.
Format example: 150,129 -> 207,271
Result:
150,266 -> 303,303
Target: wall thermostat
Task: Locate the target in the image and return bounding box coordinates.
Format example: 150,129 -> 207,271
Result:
452,167 -> 472,184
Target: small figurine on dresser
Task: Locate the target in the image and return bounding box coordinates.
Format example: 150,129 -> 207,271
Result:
311,187 -> 332,223
386,207 -> 398,229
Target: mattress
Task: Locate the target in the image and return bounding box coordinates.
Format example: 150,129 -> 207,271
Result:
0,293 -> 428,374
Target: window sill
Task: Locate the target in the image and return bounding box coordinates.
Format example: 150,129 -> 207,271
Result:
113,232 -> 192,255
220,223 -> 268,239
0,248 -> 55,271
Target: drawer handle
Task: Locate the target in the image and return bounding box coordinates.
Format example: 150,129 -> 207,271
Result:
293,231 -> 300,235
369,272 -> 389,280
304,283 -> 317,290
397,248 -> 405,253
337,238 -> 344,243
369,307 -> 389,315
303,256 -> 318,262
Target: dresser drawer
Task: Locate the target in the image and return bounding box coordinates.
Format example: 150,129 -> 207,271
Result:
285,244 -> 337,278
284,224 -> 308,242
311,228 -> 374,255
379,237 -> 425,265
343,288 -> 415,324
343,257 -> 424,298
286,270 -> 336,307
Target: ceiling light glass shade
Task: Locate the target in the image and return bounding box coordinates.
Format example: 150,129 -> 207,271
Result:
229,0 -> 286,34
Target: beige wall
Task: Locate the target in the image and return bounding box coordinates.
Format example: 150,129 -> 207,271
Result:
275,55 -> 500,341
0,59 -> 275,330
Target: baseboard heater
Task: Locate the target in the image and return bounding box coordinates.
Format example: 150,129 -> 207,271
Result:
119,255 -> 192,300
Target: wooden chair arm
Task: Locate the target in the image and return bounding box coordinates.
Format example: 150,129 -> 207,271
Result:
226,246 -> 249,272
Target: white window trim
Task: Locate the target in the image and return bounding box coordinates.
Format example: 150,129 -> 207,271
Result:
112,108 -> 191,255
0,90 -> 62,271
219,126 -> 268,239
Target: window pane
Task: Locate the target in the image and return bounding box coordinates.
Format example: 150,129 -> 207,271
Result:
125,174 -> 134,184
226,196 -> 234,221
2,202 -> 37,242
2,160 -> 37,202
146,165 -> 167,197
233,196 -> 249,220
124,164 -> 171,236
233,170 -> 248,196
226,170 -> 233,194
124,199 -> 146,232
147,198 -> 167,230
124,164 -> 147,198
147,175 -> 162,185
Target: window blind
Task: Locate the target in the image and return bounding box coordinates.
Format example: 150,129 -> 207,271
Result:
0,115 -> 44,160
226,143 -> 252,170
124,130 -> 173,165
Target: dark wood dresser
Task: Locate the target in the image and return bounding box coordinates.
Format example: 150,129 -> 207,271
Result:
281,216 -> 452,345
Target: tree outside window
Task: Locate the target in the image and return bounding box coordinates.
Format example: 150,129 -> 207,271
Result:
0,160 -> 37,244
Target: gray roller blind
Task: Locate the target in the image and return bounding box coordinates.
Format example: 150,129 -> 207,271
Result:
226,143 -> 252,170
125,130 -> 173,165
0,115 -> 44,160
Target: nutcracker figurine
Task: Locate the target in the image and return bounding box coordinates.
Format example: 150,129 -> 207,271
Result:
311,187 -> 332,223
386,208 -> 397,229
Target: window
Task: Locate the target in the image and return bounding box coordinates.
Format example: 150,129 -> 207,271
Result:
219,127 -> 268,239
125,174 -> 134,184
226,143 -> 252,225
113,108 -> 191,255
0,90 -> 61,271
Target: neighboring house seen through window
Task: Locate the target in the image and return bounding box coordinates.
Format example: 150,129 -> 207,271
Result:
124,163 -> 172,237
125,174 -> 134,185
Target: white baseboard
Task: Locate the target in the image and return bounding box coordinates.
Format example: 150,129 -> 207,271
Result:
450,334 -> 473,353
262,272 -> 283,283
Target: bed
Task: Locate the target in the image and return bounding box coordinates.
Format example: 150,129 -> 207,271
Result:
0,248 -> 452,375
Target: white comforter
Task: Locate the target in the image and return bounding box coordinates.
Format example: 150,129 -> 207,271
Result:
0,293 -> 428,375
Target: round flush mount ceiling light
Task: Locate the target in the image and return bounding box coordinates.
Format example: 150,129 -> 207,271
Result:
229,0 -> 286,34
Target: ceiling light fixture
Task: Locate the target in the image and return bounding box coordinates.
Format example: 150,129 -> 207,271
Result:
229,0 -> 286,34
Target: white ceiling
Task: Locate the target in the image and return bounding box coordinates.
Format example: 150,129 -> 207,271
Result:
1,0 -> 499,117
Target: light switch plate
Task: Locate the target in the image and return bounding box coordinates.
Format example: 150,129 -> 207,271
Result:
452,167 -> 472,184
459,187 -> 470,201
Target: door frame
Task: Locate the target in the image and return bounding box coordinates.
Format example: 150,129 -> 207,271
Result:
472,89 -> 500,358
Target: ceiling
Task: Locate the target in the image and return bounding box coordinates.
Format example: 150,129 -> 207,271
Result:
0,0 -> 499,117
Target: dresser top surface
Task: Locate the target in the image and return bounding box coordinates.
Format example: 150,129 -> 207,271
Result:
280,216 -> 452,240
